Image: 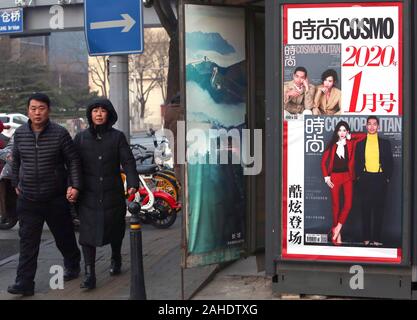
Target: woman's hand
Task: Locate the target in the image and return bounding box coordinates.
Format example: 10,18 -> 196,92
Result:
127,188 -> 137,195
324,176 -> 334,189
303,78 -> 310,91
66,186 -> 79,203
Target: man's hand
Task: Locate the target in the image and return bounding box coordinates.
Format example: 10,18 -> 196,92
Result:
3,125 -> 11,130
303,78 -> 310,91
127,188 -> 137,196
66,187 -> 79,203
15,188 -> 20,195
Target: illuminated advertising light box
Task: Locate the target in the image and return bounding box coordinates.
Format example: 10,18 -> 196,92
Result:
281,2 -> 403,263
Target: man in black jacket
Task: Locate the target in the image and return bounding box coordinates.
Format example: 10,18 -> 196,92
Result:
355,116 -> 393,247
7,93 -> 82,296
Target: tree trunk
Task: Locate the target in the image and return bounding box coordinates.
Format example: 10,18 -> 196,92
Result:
166,36 -> 179,104
140,97 -> 146,119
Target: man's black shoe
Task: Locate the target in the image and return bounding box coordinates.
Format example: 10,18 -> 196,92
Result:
64,266 -> 81,282
7,283 -> 34,296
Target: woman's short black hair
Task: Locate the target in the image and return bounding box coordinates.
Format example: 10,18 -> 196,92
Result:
27,93 -> 51,108
321,69 -> 338,84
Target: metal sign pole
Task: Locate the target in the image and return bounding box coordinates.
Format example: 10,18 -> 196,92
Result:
109,55 -> 130,140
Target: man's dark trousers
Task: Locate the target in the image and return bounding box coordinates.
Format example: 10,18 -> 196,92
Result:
359,172 -> 387,243
15,195 -> 80,286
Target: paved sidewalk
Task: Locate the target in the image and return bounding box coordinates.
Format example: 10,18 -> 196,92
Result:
192,255 -> 356,300
0,216 -> 346,301
192,255 -> 281,300
0,215 -> 217,300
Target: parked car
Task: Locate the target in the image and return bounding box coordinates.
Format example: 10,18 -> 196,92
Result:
0,113 -> 29,138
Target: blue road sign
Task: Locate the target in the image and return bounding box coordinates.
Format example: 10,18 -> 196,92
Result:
0,8 -> 23,35
84,0 -> 144,56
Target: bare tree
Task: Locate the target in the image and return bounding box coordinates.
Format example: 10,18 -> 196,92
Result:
129,28 -> 169,127
153,29 -> 169,103
88,56 -> 109,98
153,0 -> 179,103
0,36 -> 98,116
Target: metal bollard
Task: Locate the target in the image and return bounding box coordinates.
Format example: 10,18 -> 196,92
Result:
128,201 -> 147,300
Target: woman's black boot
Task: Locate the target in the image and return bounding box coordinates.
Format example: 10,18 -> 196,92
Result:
80,264 -> 96,289
80,245 -> 96,289
110,240 -> 122,276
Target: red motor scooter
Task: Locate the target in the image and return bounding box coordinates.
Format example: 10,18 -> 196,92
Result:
127,164 -> 181,229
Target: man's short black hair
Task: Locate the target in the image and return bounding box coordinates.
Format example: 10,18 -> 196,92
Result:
367,115 -> 379,125
294,66 -> 308,77
27,93 -> 51,108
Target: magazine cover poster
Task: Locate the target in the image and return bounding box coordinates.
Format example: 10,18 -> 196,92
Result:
305,116 -> 402,245
283,2 -> 402,120
283,44 -> 341,121
282,2 -> 403,262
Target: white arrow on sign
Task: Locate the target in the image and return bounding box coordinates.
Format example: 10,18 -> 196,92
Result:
90,14 -> 136,33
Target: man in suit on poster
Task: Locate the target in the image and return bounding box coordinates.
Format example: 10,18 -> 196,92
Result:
355,116 -> 393,247
283,66 -> 316,115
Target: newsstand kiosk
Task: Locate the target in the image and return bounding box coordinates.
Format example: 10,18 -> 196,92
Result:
265,0 -> 417,299
178,0 -> 417,299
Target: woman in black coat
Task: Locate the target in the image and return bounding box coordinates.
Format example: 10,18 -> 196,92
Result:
73,99 -> 139,289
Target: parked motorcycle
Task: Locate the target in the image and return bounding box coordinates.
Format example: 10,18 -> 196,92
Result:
129,128 -> 181,201
0,181 -> 17,230
0,135 -> 17,230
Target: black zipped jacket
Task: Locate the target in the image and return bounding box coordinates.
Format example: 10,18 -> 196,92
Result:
11,120 -> 82,201
355,136 -> 393,182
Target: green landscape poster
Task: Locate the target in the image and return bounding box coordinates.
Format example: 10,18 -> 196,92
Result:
185,5 -> 247,267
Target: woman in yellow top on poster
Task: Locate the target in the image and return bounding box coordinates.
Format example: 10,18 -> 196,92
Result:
313,69 -> 342,116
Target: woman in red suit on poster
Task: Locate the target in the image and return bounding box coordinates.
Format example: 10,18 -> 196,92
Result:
321,121 -> 366,245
